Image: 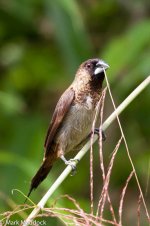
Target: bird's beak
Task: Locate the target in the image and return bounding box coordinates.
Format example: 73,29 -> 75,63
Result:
94,60 -> 109,75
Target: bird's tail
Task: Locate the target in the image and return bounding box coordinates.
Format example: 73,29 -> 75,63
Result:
26,160 -> 53,199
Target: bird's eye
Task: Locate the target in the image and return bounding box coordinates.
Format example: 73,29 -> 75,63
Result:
86,63 -> 91,69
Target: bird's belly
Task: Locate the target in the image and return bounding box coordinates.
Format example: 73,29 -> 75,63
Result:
55,104 -> 95,154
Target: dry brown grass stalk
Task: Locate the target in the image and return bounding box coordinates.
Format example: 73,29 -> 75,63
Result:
90,88 -> 107,215
118,170 -> 134,225
104,71 -> 150,223
98,137 -> 122,220
96,88 -> 117,224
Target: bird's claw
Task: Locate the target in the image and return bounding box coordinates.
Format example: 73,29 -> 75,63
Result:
94,128 -> 106,141
65,158 -> 79,176
60,155 -> 79,176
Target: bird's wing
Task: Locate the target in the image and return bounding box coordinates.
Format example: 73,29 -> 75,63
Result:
44,87 -> 75,156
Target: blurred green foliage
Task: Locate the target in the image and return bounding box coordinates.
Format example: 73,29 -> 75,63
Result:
0,0 -> 150,225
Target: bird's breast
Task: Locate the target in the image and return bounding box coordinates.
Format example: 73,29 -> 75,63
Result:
84,95 -> 93,110
55,98 -> 96,154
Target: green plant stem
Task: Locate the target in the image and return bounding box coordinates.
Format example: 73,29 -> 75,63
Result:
23,75 -> 150,226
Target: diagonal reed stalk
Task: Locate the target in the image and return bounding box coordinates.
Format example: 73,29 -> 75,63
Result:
23,75 -> 150,226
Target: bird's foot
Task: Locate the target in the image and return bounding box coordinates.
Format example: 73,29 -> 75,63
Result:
60,156 -> 79,176
93,128 -> 106,141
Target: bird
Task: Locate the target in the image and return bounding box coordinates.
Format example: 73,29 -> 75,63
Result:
27,58 -> 109,197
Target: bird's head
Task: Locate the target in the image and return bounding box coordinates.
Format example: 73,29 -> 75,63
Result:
83,58 -> 109,80
75,58 -> 109,90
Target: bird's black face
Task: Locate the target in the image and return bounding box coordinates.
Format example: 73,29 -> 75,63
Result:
75,58 -> 109,91
83,58 -> 109,79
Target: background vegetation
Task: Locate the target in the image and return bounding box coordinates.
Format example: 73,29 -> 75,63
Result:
0,0 -> 150,225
